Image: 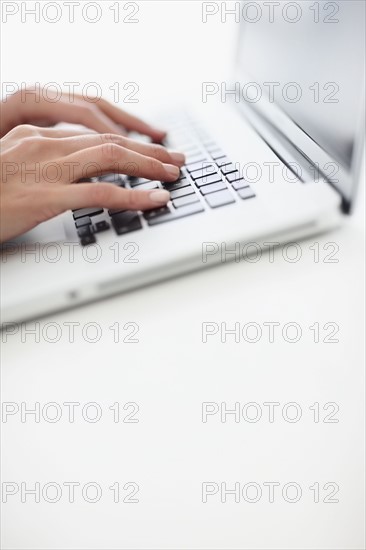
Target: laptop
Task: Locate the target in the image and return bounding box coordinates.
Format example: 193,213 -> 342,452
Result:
1,0 -> 365,324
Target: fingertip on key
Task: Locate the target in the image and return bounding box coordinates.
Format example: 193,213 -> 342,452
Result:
163,164 -> 180,180
169,152 -> 186,166
149,190 -> 171,204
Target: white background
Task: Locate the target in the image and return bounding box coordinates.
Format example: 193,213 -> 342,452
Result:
1,2 -> 365,549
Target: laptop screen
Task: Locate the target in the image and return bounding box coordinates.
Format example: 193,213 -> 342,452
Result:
237,0 -> 365,186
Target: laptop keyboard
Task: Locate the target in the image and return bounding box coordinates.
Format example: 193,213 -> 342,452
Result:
72,117 -> 256,246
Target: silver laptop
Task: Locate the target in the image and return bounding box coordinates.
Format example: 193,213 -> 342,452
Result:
1,0 -> 365,324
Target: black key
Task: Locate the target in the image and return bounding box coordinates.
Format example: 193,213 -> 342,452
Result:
170,186 -> 195,200
109,208 -> 126,216
143,206 -> 170,220
162,178 -> 190,192
205,190 -> 235,208
195,173 -> 223,188
231,179 -> 247,190
75,217 -> 91,228
98,173 -> 123,184
210,149 -> 226,160
221,163 -> 238,175
73,208 -> 103,220
161,171 -> 185,185
162,174 -> 187,185
226,171 -> 244,183
187,161 -> 215,174
111,211 -> 142,235
94,221 -> 110,232
173,194 -> 200,208
80,234 -> 97,247
147,202 -> 204,226
77,226 -> 93,238
200,181 -> 227,195
237,187 -> 256,200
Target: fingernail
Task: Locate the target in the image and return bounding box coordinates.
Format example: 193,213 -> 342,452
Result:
150,190 -> 170,204
169,151 -> 186,166
163,164 -> 180,179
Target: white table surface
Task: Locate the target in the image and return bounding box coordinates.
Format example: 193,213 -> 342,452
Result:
1,2 -> 365,548
2,181 -> 365,550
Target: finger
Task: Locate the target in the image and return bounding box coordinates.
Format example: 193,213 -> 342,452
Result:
54,182 -> 171,214
55,133 -> 185,166
96,98 -> 167,141
63,143 -> 181,182
35,127 -> 97,138
120,136 -> 185,166
53,102 -> 124,135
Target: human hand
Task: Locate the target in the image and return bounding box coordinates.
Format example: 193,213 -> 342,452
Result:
0,125 -> 185,242
0,87 -> 167,141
